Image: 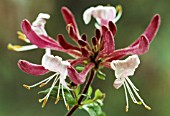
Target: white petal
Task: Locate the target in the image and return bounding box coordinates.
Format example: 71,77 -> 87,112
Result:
38,13 -> 50,19
92,5 -> 116,21
113,78 -> 124,89
83,7 -> 94,24
42,54 -> 70,74
111,55 -> 140,79
32,13 -> 50,35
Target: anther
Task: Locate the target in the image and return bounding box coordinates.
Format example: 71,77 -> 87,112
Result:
39,83 -> 46,87
41,99 -> 47,108
7,44 -> 22,51
137,102 -> 142,105
145,105 -> 151,110
23,84 -> 30,90
17,31 -> 29,43
125,106 -> 128,112
66,103 -> 70,111
55,97 -> 60,104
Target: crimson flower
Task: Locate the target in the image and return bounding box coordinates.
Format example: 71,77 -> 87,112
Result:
13,6 -> 160,111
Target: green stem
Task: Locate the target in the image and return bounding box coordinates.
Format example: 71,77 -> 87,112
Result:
66,69 -> 96,116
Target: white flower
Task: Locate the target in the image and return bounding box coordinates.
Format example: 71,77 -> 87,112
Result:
83,5 -> 122,27
111,55 -> 151,112
8,13 -> 50,52
23,54 -> 71,110
32,13 -> 50,36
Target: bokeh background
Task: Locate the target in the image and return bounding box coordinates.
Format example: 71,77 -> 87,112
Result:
0,0 -> 169,116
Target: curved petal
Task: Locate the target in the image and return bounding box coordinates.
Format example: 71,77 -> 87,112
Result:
111,55 -> 140,78
21,20 -> 64,51
113,78 -> 124,89
18,60 -> 49,76
69,57 -> 89,66
57,34 -> 80,51
108,21 -> 117,36
32,13 -> 50,35
131,14 -> 161,47
106,35 -> 149,61
100,30 -> 115,55
42,54 -> 70,73
61,7 -> 80,37
67,63 -> 95,84
83,7 -> 94,24
83,5 -> 117,26
143,14 -> 161,43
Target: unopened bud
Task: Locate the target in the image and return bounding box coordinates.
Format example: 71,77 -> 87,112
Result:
95,29 -> 101,40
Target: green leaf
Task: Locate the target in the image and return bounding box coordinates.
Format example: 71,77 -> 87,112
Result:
75,66 -> 84,72
38,86 -> 58,98
81,89 -> 106,116
64,92 -> 76,105
93,89 -> 105,102
97,71 -> 106,80
81,102 -> 106,116
75,85 -> 80,97
87,86 -> 93,97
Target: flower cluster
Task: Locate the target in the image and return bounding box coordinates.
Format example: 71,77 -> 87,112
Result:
8,5 -> 160,114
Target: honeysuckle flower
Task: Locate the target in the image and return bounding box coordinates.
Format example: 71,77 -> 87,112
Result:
11,6 -> 161,113
111,55 -> 151,112
8,13 -> 50,51
83,5 -> 122,28
19,53 -> 71,109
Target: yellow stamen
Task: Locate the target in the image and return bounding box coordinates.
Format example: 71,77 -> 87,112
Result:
55,97 -> 60,104
145,105 -> 151,110
125,106 -> 128,112
66,103 -> 70,111
17,31 -> 29,43
23,84 -> 30,90
116,5 -> 122,13
41,99 -> 47,108
39,99 -> 43,103
39,83 -> 46,88
66,24 -> 72,33
137,101 -> 142,105
7,43 -> 22,51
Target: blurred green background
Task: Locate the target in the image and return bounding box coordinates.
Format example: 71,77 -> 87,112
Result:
0,0 -> 169,116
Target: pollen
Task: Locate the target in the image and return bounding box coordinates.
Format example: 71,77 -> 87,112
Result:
137,102 -> 142,105
66,24 -> 72,33
41,99 -> 47,108
55,97 -> 60,104
145,105 -> 151,110
39,83 -> 46,87
125,106 -> 128,112
116,5 -> 122,13
17,31 -> 29,43
7,44 -> 22,51
66,103 -> 70,111
23,84 -> 30,90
